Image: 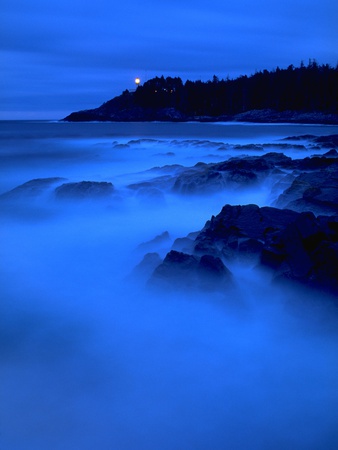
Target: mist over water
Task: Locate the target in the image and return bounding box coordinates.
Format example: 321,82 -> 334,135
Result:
1,121 -> 338,449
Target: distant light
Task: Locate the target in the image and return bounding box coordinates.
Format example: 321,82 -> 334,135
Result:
135,77 -> 141,85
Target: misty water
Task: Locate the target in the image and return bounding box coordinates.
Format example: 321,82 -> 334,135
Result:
1,121 -> 338,449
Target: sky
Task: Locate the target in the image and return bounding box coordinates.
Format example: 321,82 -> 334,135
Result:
1,0 -> 337,120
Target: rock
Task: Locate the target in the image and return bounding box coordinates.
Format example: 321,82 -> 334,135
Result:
172,155 -> 278,194
309,241 -> 338,294
259,152 -> 293,166
128,174 -> 178,192
233,144 -> 264,151
323,149 -> 338,158
313,135 -> 338,148
124,146 -> 338,203
172,231 -> 199,253
140,203 -> 338,296
172,166 -> 227,194
194,204 -> 299,259
281,134 -> 316,141
197,255 -> 233,291
0,177 -> 66,200
238,238 -> 264,258
150,251 -> 200,289
194,204 -> 338,295
54,181 -> 114,199
261,212 -> 338,295
149,250 -> 233,292
275,165 -> 338,215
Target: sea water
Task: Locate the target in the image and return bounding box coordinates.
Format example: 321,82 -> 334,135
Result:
1,121 -> 338,449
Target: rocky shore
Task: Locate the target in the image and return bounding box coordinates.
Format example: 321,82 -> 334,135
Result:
63,106 -> 338,124
131,135 -> 338,297
2,134 -> 338,297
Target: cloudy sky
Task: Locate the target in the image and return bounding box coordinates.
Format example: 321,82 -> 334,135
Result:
1,0 -> 337,119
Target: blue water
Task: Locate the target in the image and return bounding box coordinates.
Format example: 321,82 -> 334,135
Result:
1,121 -> 338,449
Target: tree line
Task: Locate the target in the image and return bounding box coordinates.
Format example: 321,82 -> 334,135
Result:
132,61 -> 338,116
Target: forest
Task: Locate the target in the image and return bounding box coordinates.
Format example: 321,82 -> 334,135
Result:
132,60 -> 338,116
64,61 -> 338,122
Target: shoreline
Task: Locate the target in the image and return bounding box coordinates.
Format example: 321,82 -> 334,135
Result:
62,109 -> 338,125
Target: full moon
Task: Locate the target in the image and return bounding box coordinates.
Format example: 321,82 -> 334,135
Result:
135,77 -> 141,85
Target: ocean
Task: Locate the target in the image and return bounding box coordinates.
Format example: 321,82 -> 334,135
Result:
1,121 -> 338,449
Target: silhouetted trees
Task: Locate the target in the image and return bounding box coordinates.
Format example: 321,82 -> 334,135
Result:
132,61 -> 338,116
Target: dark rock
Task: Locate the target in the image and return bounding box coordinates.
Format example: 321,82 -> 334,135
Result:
227,170 -> 257,184
63,94 -> 188,122
193,204 -> 338,295
54,181 -> 114,199
297,156 -> 338,170
149,250 -> 233,292
197,255 -> 233,291
142,203 -> 338,296
216,156 -> 274,172
0,177 -> 66,200
128,174 -> 177,192
308,241 -> 338,294
193,204 -> 299,267
172,155 -> 278,194
275,165 -> 338,215
233,144 -> 264,151
232,110 -> 338,124
260,152 -> 293,165
313,135 -> 338,148
262,143 -> 307,151
194,204 -> 298,257
281,134 -> 316,141
323,149 -> 338,158
238,238 -> 264,256
150,250 -> 200,289
172,166 -> 227,194
260,213 -> 338,295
